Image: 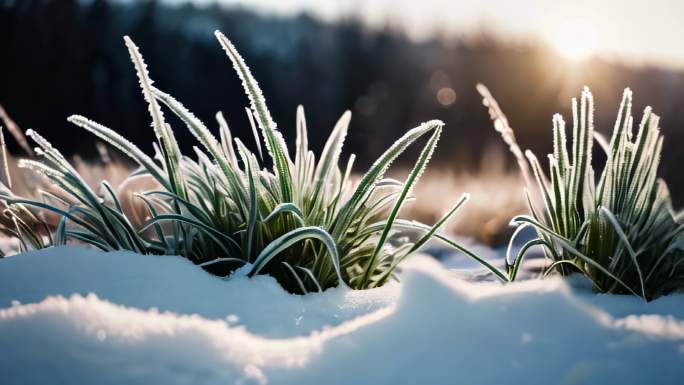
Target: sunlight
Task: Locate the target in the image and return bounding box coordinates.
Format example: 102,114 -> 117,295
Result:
550,18 -> 599,62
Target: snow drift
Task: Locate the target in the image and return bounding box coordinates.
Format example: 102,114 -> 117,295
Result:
0,247 -> 683,385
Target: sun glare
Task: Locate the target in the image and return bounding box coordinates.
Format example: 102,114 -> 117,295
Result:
550,18 -> 599,62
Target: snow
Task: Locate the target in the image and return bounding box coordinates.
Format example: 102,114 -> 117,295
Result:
1,247 -> 683,385
0,248 -> 397,337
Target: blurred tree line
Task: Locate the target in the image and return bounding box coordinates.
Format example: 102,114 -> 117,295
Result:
1,0 -> 683,205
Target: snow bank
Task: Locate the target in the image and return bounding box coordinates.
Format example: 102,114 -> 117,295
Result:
0,247 -> 397,337
0,247 -> 683,385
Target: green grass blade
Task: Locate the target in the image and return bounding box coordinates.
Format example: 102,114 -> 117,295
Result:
409,192 -> 469,254
248,226 -> 341,284
67,115 -> 169,190
215,30 -> 294,202
333,119 -> 442,238
360,125 -> 442,286
599,206 -> 646,298
124,36 -> 187,200
263,203 -> 306,227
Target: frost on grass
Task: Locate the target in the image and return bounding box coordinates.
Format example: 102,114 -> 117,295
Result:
4,33 -> 456,293
1,248 -> 683,385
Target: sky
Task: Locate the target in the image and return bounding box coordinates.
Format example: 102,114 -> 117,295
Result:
162,0 -> 684,69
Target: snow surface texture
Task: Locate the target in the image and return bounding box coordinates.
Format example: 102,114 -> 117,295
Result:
0,247 -> 683,385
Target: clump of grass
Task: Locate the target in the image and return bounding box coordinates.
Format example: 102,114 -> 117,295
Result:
0,32 -> 498,293
479,84 -> 684,300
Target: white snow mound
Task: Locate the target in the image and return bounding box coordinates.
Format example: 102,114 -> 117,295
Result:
0,247 -> 683,385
